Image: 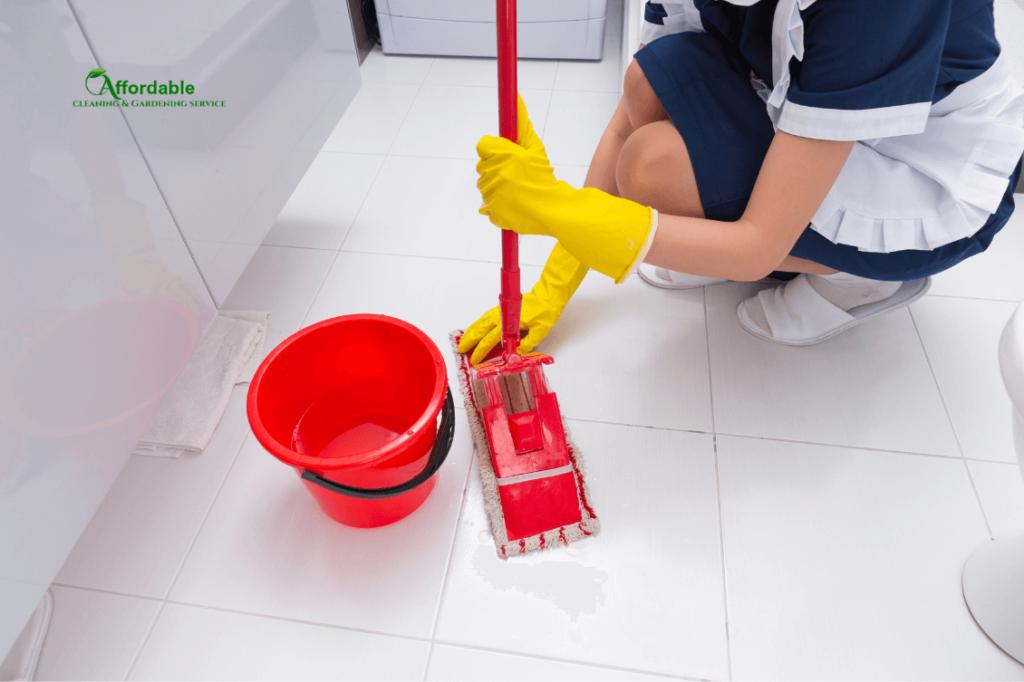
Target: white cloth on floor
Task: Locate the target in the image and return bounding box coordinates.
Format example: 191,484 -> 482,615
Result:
133,311 -> 269,458
220,310 -> 270,383
0,588 -> 52,681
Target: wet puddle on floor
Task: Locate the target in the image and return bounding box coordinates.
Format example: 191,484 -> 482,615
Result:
471,541 -> 609,621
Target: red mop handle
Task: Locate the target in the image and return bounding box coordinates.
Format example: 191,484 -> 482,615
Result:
496,0 -> 521,363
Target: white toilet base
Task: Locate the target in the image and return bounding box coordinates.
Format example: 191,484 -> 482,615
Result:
963,533 -> 1024,665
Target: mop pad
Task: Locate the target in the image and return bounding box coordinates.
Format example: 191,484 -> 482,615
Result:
451,332 -> 599,558
133,310 -> 268,458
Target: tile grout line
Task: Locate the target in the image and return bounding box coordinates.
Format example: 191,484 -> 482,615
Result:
337,248 -> 509,266
382,63 -> 434,159
960,457 -> 996,541
117,422 -> 253,679
316,64 -> 433,272
565,415 -> 1015,464
702,287 -> 733,681
124,601 -> 165,680
551,60 -> 565,111
296,122 -> 394,324
925,292 -> 1023,304
712,435 -> 733,682
538,86 -> 556,140
161,433 -> 252,601
49,583 -> 163,602
907,307 -> 995,539
159,599 -> 437,644
707,430 -> 971,462
54,584 -> 706,681
702,287 -> 717,435
422,451 -> 478,681
429,639 -> 706,681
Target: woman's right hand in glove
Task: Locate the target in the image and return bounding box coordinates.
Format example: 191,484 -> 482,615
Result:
458,242 -> 588,365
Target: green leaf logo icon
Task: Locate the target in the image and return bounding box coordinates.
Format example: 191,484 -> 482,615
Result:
87,68 -> 105,79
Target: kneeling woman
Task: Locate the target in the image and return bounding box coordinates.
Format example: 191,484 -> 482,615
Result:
459,0 -> 1023,362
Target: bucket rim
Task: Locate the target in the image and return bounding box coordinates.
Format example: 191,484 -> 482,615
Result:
246,314 -> 448,470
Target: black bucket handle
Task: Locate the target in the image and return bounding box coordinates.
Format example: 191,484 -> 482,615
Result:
300,387 -> 455,500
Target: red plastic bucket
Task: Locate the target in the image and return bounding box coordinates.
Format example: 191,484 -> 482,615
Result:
246,315 -> 454,528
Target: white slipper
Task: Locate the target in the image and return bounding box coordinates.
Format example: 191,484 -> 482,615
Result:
737,274 -> 931,346
638,263 -> 728,289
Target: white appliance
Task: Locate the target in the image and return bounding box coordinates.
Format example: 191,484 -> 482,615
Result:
962,300 -> 1024,665
376,0 -> 608,60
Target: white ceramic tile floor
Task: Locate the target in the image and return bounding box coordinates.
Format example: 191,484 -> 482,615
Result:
540,273 -> 713,432
706,281 -> 960,457
320,82 -> 421,155
967,459 -> 1024,539
54,389 -> 251,599
358,49 -> 435,85
388,86 -> 552,161
553,4 -> 623,93
426,644 -> 670,681
35,586 -> 161,681
339,155 -> 516,264
128,604 -> 430,681
425,56 -> 559,90
542,90 -> 622,165
434,423 -> 728,680
911,296 -> 1020,463
219,244 -> 337,351
46,2 -> 1024,679
262,152 -> 385,250
717,435 -> 1024,680
302,251 -> 526,394
167,421 -> 473,639
929,208 -> 1024,302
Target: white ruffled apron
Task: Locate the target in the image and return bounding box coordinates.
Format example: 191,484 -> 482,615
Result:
725,0 -> 1024,253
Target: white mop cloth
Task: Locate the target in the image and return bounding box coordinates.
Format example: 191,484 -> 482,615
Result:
133,311 -> 268,458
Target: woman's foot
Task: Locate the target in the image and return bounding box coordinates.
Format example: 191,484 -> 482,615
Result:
738,272 -> 931,346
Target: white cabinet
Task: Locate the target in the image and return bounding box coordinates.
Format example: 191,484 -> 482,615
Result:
0,0 -> 358,659
71,0 -> 361,304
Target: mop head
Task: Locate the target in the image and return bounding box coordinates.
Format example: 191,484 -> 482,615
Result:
450,331 -> 599,558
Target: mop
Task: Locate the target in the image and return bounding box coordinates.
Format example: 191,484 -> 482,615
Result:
450,0 -> 599,558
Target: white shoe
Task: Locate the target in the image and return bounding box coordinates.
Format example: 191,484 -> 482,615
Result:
737,274 -> 931,346
638,263 -> 728,289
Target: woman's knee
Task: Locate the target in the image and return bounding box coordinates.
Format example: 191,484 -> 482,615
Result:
616,121 -> 703,218
623,59 -> 669,130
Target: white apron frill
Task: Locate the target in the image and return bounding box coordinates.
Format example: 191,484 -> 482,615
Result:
724,0 -> 1024,253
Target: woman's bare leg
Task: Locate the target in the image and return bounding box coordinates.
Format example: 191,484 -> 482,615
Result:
777,256 -> 837,275
584,96 -> 634,194
616,59 -> 837,275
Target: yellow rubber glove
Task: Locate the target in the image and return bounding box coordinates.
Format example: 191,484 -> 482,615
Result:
458,242 -> 588,364
476,101 -> 657,284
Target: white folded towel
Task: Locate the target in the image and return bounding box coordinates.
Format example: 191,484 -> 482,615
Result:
133,310 -> 269,458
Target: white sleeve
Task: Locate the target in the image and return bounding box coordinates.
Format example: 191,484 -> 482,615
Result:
639,2 -> 704,45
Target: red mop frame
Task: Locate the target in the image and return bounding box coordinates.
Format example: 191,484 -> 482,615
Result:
449,0 -> 599,558
450,332 -> 600,558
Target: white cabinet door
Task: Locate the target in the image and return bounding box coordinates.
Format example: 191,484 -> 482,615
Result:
70,0 -> 362,304
0,0 -> 220,658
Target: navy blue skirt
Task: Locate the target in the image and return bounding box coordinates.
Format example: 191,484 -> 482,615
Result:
634,31 -> 1021,281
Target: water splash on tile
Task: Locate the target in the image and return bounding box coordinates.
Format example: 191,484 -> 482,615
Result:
471,543 -> 608,621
